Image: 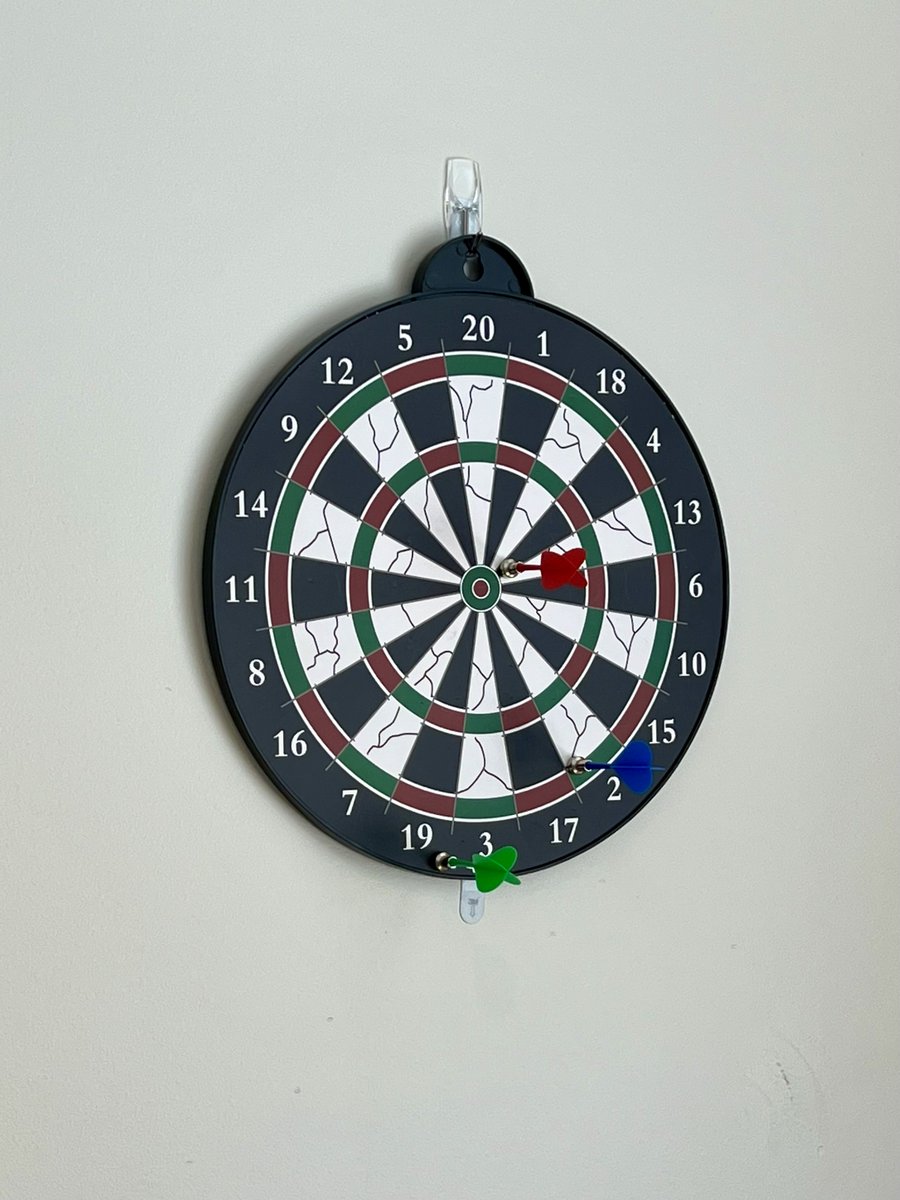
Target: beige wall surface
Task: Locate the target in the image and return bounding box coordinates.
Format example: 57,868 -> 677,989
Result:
2,3 -> 898,1198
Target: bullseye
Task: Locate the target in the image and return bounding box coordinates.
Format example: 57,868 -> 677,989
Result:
460,565 -> 502,612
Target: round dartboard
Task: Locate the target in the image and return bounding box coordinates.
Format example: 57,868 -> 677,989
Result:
203,237 -> 728,879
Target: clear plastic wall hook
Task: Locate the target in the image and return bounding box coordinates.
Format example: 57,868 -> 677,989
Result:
443,158 -> 483,239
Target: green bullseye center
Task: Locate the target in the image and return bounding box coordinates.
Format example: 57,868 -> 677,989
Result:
460,565 -> 502,612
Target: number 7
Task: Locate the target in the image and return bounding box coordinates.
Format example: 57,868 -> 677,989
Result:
342,789 -> 358,815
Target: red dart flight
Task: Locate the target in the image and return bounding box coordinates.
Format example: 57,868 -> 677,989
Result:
516,548 -> 587,589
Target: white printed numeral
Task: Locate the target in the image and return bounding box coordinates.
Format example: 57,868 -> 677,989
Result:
322,356 -> 354,385
226,575 -> 257,603
273,730 -> 308,757
343,789 -> 358,816
462,314 -> 495,342
402,823 -> 433,850
647,718 -> 676,744
673,499 -> 702,525
234,490 -> 268,518
597,368 -> 626,394
550,816 -> 579,844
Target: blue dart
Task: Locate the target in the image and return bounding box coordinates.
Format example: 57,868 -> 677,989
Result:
569,740 -> 664,794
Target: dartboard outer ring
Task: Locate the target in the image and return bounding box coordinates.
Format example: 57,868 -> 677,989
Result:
203,287 -> 729,878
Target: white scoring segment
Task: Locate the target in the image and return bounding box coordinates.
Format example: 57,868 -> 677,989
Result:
461,461 -> 495,563
592,495 -> 655,563
291,612 -> 363,688
342,394 -> 418,480
448,374 -> 505,445
351,696 -> 423,775
368,531 -> 460,583
400,474 -> 470,570
289,493 -> 359,563
455,613 -> 519,802
290,491 -> 459,582
537,495 -> 657,566
370,594 -> 461,650
541,691 -> 611,762
489,474 -> 556,569
500,593 -> 586,644
467,616 -> 501,713
404,609 -> 470,700
595,612 -> 657,678
538,402 -> 608,483
492,610 -> 561,697
457,732 -> 513,800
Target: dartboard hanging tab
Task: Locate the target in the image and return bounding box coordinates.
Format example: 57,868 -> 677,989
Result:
414,157 -> 534,298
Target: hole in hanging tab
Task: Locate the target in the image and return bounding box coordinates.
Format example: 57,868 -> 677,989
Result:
463,231 -> 484,281
463,251 -> 484,281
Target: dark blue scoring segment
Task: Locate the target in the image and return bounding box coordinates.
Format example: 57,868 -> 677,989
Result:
484,468 -> 529,568
315,658 -> 387,738
434,612 -> 476,707
311,438 -> 382,516
382,603 -> 463,675
291,560 -> 347,622
485,614 -> 530,706
392,381 -> 456,453
570,446 -> 636,519
429,467 -> 476,565
498,384 -> 557,454
574,656 -> 640,727
505,724 -> 566,790
402,724 -> 463,793
508,505 -> 572,565
503,576 -> 586,606
369,571 -> 457,609
383,505 -> 464,577
498,601 -> 574,671
605,557 -> 657,618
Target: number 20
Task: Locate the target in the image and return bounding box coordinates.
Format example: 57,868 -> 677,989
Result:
462,314 -> 494,342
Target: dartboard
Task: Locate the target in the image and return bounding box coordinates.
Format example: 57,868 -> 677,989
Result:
204,238 -> 727,878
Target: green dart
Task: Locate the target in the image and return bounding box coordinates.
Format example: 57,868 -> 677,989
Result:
445,846 -> 521,893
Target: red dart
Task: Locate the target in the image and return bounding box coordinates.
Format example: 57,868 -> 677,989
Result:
515,548 -> 587,589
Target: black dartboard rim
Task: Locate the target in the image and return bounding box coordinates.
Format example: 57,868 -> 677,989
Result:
203,287 -> 729,878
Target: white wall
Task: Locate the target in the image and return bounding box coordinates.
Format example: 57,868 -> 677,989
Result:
2,3 -> 898,1198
